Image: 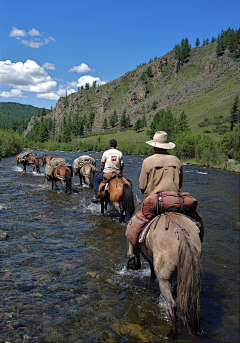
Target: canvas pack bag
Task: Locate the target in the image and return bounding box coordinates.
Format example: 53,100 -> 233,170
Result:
125,211 -> 150,245
73,155 -> 96,174
142,191 -> 198,219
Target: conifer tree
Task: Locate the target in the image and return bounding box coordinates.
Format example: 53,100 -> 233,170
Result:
109,110 -> 118,127
120,110 -> 127,129
195,38 -> 200,47
102,117 -> 108,130
230,95 -> 240,131
141,114 -> 147,127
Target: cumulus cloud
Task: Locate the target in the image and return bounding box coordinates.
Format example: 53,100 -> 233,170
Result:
37,88 -> 76,100
28,28 -> 41,36
42,62 -> 56,70
68,63 -> 91,73
9,26 -> 55,49
0,59 -> 57,94
10,27 -> 26,37
70,75 -> 106,88
0,89 -> 25,98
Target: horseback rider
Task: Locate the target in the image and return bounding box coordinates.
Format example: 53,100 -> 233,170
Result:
91,139 -> 124,203
127,131 -> 183,270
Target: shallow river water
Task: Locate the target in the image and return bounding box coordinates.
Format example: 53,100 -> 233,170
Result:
0,150 -> 239,343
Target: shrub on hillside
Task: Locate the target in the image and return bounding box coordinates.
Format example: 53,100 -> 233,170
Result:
0,130 -> 24,157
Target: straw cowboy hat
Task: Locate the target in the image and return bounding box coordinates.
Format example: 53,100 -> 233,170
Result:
146,131 -> 175,149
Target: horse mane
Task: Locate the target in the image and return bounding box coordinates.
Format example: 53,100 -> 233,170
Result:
177,235 -> 201,334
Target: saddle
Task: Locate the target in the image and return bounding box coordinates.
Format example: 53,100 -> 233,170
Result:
98,170 -> 122,197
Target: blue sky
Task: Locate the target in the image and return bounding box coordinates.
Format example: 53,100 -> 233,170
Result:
0,0 -> 239,109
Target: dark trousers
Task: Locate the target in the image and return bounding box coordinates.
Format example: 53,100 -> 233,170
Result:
93,172 -> 104,191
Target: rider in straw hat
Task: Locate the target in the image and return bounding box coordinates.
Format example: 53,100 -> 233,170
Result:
139,131 -> 182,194
127,131 -> 183,270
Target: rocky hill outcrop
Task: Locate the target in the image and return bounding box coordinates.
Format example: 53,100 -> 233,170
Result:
24,43 -> 240,136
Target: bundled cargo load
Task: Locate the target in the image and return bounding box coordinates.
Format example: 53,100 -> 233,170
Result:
126,191 -> 199,245
142,191 -> 198,219
73,155 -> 96,174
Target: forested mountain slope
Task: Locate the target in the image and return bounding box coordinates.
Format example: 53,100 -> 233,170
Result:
24,37 -> 240,141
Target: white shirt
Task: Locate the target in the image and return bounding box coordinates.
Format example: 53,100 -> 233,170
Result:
101,148 -> 123,173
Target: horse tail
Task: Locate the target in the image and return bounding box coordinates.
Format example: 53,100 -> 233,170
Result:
122,184 -> 135,216
65,168 -> 72,193
177,234 -> 202,334
35,157 -> 40,173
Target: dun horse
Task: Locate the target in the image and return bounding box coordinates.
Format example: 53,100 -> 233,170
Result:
96,175 -> 135,222
75,163 -> 98,188
16,153 -> 40,173
41,155 -> 66,166
139,212 -> 202,334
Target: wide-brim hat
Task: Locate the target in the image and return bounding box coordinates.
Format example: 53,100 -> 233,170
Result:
146,131 -> 175,149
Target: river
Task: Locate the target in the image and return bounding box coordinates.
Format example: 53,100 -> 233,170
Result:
0,150 -> 239,343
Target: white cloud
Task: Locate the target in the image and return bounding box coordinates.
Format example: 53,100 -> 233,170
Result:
69,63 -> 91,73
37,88 -> 76,100
0,89 -> 25,98
10,27 -> 26,37
42,62 -> 56,70
21,38 -> 51,49
74,75 -> 106,87
28,28 -> 41,36
10,27 -> 55,49
0,59 -> 57,94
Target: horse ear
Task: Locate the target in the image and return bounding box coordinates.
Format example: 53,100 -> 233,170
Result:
136,195 -> 142,204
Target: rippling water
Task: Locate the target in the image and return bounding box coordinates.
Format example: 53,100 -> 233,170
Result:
0,151 -> 239,342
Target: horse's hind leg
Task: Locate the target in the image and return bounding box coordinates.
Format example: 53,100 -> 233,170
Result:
100,199 -> 105,216
158,279 -> 177,331
112,201 -> 124,222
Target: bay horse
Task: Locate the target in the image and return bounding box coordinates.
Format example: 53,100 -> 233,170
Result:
98,176 -> 135,222
16,153 -> 40,173
41,155 -> 66,166
49,165 -> 72,193
139,212 -> 202,334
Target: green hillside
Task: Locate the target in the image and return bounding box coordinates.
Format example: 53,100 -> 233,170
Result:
0,102 -> 39,124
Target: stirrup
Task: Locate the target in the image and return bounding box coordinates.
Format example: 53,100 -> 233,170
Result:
91,195 -> 100,204
127,255 -> 141,270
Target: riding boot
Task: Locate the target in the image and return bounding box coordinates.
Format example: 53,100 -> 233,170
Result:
126,240 -> 141,270
91,189 -> 100,204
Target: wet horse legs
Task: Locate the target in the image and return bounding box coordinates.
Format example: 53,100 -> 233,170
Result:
158,279 -> 177,331
112,201 -> 125,222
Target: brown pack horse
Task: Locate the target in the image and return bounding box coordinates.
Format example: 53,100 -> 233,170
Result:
139,212 -> 203,334
49,165 -> 72,193
41,154 -> 66,166
16,153 -> 40,173
97,176 -> 135,222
